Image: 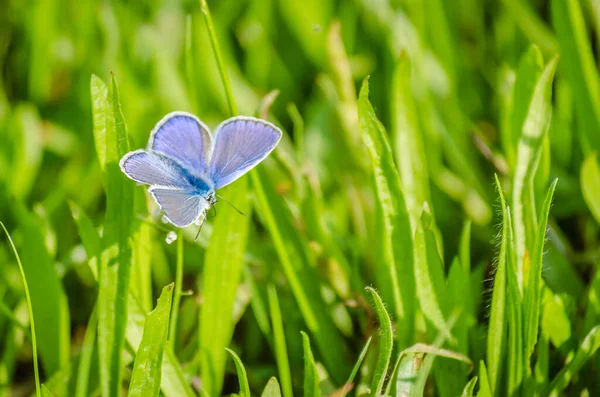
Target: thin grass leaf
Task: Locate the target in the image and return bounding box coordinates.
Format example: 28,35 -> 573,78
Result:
12,202 -> 70,376
396,353 -> 422,397
495,175 -> 523,395
547,325 -> 600,396
69,201 -> 101,279
339,336 -> 371,397
477,362 -> 492,397
391,55 -> 430,230
128,283 -> 174,397
262,377 -> 283,397
581,153 -> 600,222
487,182 -> 509,394
512,56 -> 558,290
552,0 -> 600,152
41,385 -> 55,397
75,309 -> 97,397
524,179 -> 558,367
225,348 -> 251,397
127,292 -> 196,397
1,222 -> 41,397
200,177 -> 250,396
168,229 -> 183,350
251,167 -> 349,382
501,0 -> 559,55
365,287 -> 393,397
358,77 -> 415,347
301,331 -> 320,397
461,377 -> 478,396
268,285 -> 293,397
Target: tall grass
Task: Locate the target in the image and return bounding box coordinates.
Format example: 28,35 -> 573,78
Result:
1,0 -> 600,396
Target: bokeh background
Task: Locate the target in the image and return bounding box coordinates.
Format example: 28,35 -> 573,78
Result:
1,0 -> 600,396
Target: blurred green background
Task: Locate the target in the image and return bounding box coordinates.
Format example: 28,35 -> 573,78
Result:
1,0 -> 600,396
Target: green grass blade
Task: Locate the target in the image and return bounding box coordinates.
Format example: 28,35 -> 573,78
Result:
301,331 -> 320,397
12,203 -> 70,376
396,353 -> 421,397
75,308 -> 97,397
487,183 -> 509,394
127,293 -> 196,397
358,77 -> 416,347
581,153 -> 600,222
413,206 -> 453,342
552,0 -> 600,152
200,177 -> 250,396
547,325 -> 600,395
523,179 -> 558,367
90,74 -> 108,173
1,222 -> 41,397
41,385 -> 55,397
267,285 -> 293,397
391,55 -> 430,230
461,376 -> 478,396
365,287 -> 393,397
250,167 -> 349,382
477,362 -> 492,397
262,377 -> 283,397
225,348 -> 251,397
69,201 -> 101,279
512,55 -> 558,290
128,283 -> 174,397
168,229 -> 183,349
340,336 -> 372,397
501,0 -> 559,55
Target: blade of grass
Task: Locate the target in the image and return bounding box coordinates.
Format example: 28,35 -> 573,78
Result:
477,362 -> 492,397
581,153 -> 600,222
339,336 -> 371,397
301,331 -> 320,397
75,308 -> 97,397
512,56 -> 558,290
365,287 -> 393,397
358,77 -> 416,347
524,179 -> 558,368
1,222 -> 41,397
461,377 -> 478,396
168,229 -> 183,350
199,177 -> 250,396
552,0 -> 600,152
225,348 -> 251,397
501,0 -> 559,55
41,385 -> 55,397
262,377 -> 283,397
128,283 -> 174,397
268,285 -> 293,397
547,325 -> 600,395
396,352 -> 422,397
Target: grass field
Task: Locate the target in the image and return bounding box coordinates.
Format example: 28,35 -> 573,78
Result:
1,0 -> 600,396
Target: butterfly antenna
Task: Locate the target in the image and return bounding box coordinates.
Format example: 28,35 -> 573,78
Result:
216,195 -> 247,217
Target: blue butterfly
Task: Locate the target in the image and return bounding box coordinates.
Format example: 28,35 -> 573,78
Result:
119,112 -> 282,227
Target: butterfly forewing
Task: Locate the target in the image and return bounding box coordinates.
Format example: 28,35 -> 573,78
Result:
119,150 -> 193,189
149,112 -> 212,176
208,117 -> 282,189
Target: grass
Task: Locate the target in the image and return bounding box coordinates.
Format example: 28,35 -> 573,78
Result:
1,0 -> 600,396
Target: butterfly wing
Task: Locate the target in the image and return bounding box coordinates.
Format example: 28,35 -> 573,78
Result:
149,188 -> 209,227
119,150 -> 193,189
208,116 -> 282,189
148,112 -> 212,176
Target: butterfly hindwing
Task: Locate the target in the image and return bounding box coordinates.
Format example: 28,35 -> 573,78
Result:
208,116 -> 282,189
149,112 -> 212,176
149,188 -> 209,227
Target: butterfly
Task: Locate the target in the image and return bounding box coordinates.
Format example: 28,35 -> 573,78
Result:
119,112 -> 282,228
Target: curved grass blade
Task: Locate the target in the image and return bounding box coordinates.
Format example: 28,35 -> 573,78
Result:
359,77 -> 415,347
262,377 -> 283,397
225,348 -> 251,397
200,177 -> 250,396
461,377 -> 478,396
396,352 -> 421,397
301,331 -> 320,397
339,336 -> 372,397
524,179 -> 558,366
547,325 -> 600,396
512,55 -> 558,290
552,0 -> 600,152
128,283 -> 174,397
75,308 -> 97,397
581,153 -> 600,223
1,222 -> 41,397
365,287 -> 393,397
268,285 -> 293,397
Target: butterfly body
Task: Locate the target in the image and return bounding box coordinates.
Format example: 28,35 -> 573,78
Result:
120,112 -> 281,227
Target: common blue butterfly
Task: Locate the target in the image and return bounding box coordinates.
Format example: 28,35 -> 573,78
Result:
119,112 -> 282,228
